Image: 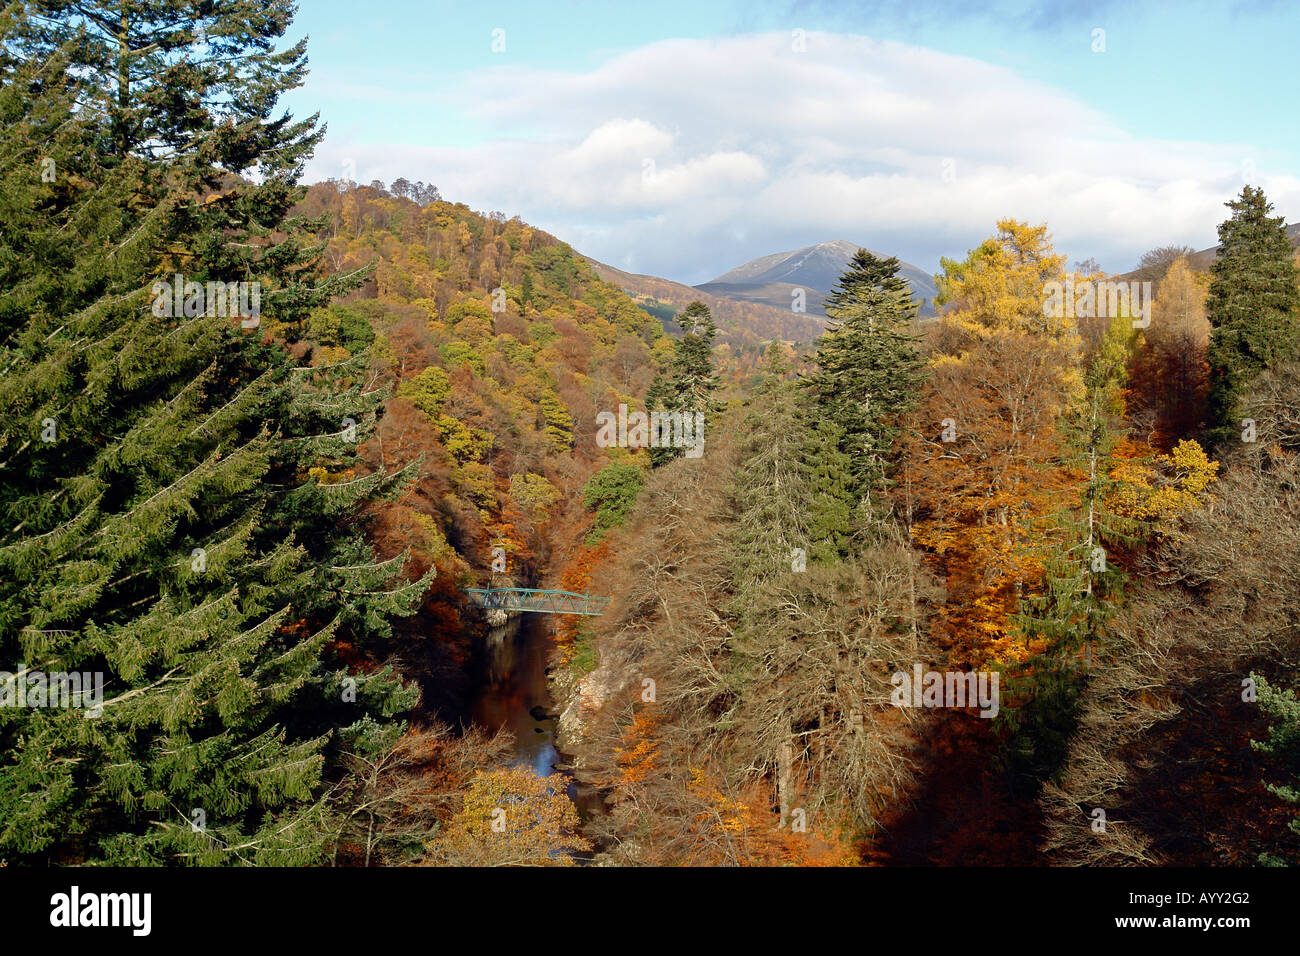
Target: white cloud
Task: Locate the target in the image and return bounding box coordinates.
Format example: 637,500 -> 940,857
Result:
566,119 -> 673,169
305,31 -> 1300,283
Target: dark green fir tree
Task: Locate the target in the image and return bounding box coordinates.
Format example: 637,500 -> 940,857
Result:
804,249 -> 927,529
1206,186 -> 1300,445
1002,314 -> 1144,784
1249,673 -> 1300,866
645,300 -> 721,466
727,345 -> 855,588
0,2 -> 430,865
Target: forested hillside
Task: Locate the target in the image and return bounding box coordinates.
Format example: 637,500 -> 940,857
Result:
289,179 -> 673,598
0,0 -> 675,867
4,0 -> 1298,876
282,180 -> 726,705
552,211 -> 1300,866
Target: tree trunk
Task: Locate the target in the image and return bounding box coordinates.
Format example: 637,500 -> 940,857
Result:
117,7 -> 131,158
777,714 -> 793,827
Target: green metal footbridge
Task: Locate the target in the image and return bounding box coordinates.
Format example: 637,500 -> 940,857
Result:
465,587 -> 610,616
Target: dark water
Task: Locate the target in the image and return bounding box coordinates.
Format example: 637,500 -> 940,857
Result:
466,613 -> 607,850
469,613 -> 562,777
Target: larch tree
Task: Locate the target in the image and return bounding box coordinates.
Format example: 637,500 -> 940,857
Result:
1004,313 -> 1146,781
899,219 -> 1081,665
1129,257 -> 1210,447
425,767 -> 592,866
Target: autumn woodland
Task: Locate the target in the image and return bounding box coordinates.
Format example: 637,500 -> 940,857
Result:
1,1 -> 1298,896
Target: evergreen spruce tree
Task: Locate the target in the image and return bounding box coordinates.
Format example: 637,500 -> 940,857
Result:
645,300 -> 721,466
520,270 -> 533,315
723,349 -> 928,828
727,345 -> 854,588
805,249 -> 927,527
1003,314 -> 1144,782
0,4 -> 430,865
1206,186 -> 1300,444
1249,673 -> 1300,865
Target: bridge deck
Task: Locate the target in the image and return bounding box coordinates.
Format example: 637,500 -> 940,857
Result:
465,587 -> 610,616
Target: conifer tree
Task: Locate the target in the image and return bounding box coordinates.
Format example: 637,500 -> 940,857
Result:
727,346 -> 854,587
805,249 -> 926,526
900,219 -> 1079,665
1004,314 -> 1144,781
1206,186 -> 1300,444
723,351 -> 927,826
645,300 -> 721,466
0,3 -> 430,865
520,270 -> 533,315
1249,673 -> 1300,866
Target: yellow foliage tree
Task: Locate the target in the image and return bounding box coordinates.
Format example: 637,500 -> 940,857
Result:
937,218 -> 1073,341
1111,439 -> 1219,521
427,768 -> 591,866
903,219 -> 1082,664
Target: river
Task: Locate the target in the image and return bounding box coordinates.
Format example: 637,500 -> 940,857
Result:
466,612 -> 606,846
468,612 -> 564,777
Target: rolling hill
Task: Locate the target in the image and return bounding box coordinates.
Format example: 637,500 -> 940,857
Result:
583,256 -> 827,345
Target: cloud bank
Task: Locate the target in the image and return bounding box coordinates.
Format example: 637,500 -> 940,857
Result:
305,31 -> 1299,283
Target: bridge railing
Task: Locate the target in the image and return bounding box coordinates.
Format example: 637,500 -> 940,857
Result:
464,587 -> 610,616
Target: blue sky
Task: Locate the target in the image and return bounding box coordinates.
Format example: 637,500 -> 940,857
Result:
281,0 -> 1300,283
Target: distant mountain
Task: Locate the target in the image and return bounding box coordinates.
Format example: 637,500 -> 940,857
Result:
695,240 -> 938,319
583,256 -> 827,345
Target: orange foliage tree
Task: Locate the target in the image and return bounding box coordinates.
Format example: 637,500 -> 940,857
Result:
898,220 -> 1080,665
